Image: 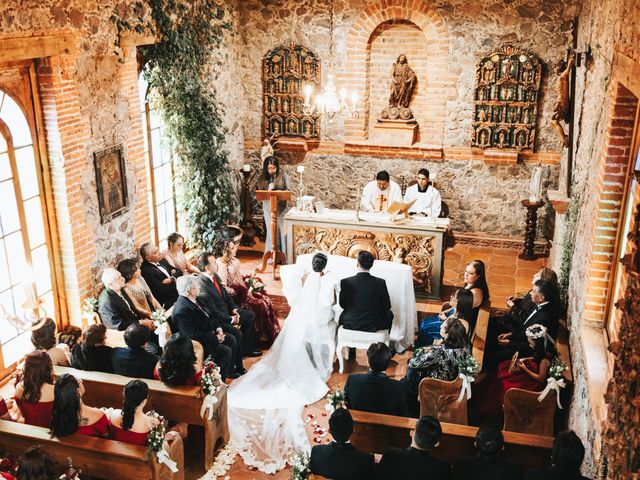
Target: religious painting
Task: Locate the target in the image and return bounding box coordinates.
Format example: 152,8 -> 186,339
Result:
471,45 -> 542,150
93,144 -> 128,223
263,43 -> 320,140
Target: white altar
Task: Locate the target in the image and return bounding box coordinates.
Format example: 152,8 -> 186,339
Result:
280,253 -> 417,352
283,208 -> 450,298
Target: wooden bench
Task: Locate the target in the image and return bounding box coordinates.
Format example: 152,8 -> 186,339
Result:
471,304 -> 490,368
0,419 -> 183,479
556,320 -> 573,382
349,409 -> 553,469
54,366 -> 228,470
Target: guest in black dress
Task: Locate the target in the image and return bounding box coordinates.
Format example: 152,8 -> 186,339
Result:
70,324 -> 114,373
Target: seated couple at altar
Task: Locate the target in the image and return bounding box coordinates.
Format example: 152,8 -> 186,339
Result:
226,250 -> 393,473
360,168 -> 442,217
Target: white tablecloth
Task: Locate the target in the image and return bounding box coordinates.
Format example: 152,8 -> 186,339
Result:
280,253 -> 417,352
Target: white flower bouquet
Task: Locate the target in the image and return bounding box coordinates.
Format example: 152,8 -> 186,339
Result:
200,358 -> 223,420
147,411 -> 179,472
457,355 -> 481,377
324,388 -> 345,413
81,297 -> 98,315
243,273 -> 265,293
548,358 -> 568,380
290,450 -> 310,480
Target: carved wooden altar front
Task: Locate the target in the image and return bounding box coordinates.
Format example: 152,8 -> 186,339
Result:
284,209 -> 448,298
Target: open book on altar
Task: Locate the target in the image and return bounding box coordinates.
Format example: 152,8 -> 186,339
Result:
387,199 -> 416,222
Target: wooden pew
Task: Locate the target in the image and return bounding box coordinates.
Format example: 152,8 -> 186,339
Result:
556,320 -> 573,382
349,409 -> 553,469
471,304 -> 490,368
0,420 -> 183,480
54,366 -> 228,470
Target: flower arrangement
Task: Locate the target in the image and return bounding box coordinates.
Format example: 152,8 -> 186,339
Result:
548,358 -> 568,380
146,411 -> 179,472
290,450 -> 310,480
457,355 -> 481,377
150,307 -> 167,325
81,297 -> 98,315
58,457 -> 81,479
324,388 -> 345,413
0,452 -> 17,477
200,357 -> 223,420
243,273 -> 265,294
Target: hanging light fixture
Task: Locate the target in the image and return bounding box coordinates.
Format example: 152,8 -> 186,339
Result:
302,0 -> 358,121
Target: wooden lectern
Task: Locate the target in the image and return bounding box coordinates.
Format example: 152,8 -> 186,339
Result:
255,189 -> 292,278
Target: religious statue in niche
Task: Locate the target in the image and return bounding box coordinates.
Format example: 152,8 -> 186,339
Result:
263,43 -> 320,140
379,54 -> 418,122
471,45 -> 542,150
551,51 -> 575,148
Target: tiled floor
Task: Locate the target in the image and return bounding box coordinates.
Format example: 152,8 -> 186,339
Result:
191,244 -> 547,479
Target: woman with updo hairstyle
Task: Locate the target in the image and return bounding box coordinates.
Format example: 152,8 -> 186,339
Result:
107,380 -> 158,446
50,373 -> 109,438
14,351 -> 55,428
118,257 -> 162,320
257,156 -> 291,257
154,333 -> 204,387
31,318 -> 70,367
311,252 -> 328,273
70,323 -> 113,373
163,232 -> 200,274
214,237 -> 280,344
16,445 -> 55,480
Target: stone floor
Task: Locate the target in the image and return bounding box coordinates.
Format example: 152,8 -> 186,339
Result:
184,244 -> 547,479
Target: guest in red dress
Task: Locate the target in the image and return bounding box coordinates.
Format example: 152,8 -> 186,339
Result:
472,323 -> 556,423
154,333 -> 204,387
14,351 -> 55,428
214,238 -> 280,344
107,380 -> 158,446
50,373 -> 109,438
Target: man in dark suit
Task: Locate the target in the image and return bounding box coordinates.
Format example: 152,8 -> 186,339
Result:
196,252 -> 260,358
171,275 -> 234,379
310,408 -> 375,479
111,323 -> 159,380
452,423 -> 522,480
98,268 -> 161,355
496,280 -> 560,361
344,342 -> 408,417
378,415 -> 452,479
526,430 -> 591,480
140,242 -> 183,309
339,250 -> 393,333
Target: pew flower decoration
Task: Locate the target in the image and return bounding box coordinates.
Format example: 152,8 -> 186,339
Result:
243,273 -> 265,294
200,358 -> 223,420
538,358 -> 567,409
58,457 -> 81,479
290,450 -> 310,480
456,356 -> 480,402
324,388 -> 345,413
146,411 -> 179,473
0,452 -> 17,477
81,297 -> 98,314
151,307 -> 169,348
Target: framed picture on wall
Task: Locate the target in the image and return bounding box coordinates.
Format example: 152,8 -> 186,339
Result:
93,144 -> 128,224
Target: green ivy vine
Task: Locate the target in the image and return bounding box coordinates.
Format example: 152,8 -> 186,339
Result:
113,0 -> 237,250
558,192 -> 581,308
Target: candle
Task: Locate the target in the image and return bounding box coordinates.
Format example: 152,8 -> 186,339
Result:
296,165 -> 305,173
242,164 -> 251,172
304,85 -> 313,106
350,92 -> 358,110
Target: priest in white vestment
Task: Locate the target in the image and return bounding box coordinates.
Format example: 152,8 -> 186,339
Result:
404,168 -> 442,218
360,170 -> 403,212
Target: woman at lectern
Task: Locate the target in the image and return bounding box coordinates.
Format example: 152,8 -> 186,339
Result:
257,156 -> 290,257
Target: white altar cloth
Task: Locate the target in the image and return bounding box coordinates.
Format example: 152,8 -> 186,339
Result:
280,253 -> 417,352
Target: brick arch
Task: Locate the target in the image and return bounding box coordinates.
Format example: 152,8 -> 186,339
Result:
344,0 -> 453,144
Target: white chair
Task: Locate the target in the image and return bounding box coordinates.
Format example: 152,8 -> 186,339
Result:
336,326 -> 390,373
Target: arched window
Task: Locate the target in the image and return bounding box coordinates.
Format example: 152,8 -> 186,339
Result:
138,74 -> 177,249
0,88 -> 56,367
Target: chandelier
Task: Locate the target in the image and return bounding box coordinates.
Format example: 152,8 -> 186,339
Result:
302,0 -> 358,121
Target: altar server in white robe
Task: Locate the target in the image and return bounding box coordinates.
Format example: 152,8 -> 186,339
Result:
404,168 -> 442,218
360,170 -> 403,212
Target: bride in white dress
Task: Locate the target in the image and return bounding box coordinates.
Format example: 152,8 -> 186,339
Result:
227,252 -> 337,473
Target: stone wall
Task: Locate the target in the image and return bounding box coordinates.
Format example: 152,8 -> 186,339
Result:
236,0 -> 576,237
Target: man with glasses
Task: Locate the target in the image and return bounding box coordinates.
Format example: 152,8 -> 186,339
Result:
404,168 -> 442,219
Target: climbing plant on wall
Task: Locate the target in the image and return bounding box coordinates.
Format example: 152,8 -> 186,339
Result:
113,0 -> 236,249
558,192 -> 581,308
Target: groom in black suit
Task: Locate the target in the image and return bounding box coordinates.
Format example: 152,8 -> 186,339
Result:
338,250 -> 393,332
496,279 -> 560,361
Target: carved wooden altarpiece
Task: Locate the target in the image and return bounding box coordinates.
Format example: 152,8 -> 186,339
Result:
262,43 -> 320,140
471,45 -> 542,150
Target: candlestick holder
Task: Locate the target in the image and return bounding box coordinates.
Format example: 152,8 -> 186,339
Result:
297,171 -> 305,200
519,199 -> 544,260
239,168 -> 257,246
